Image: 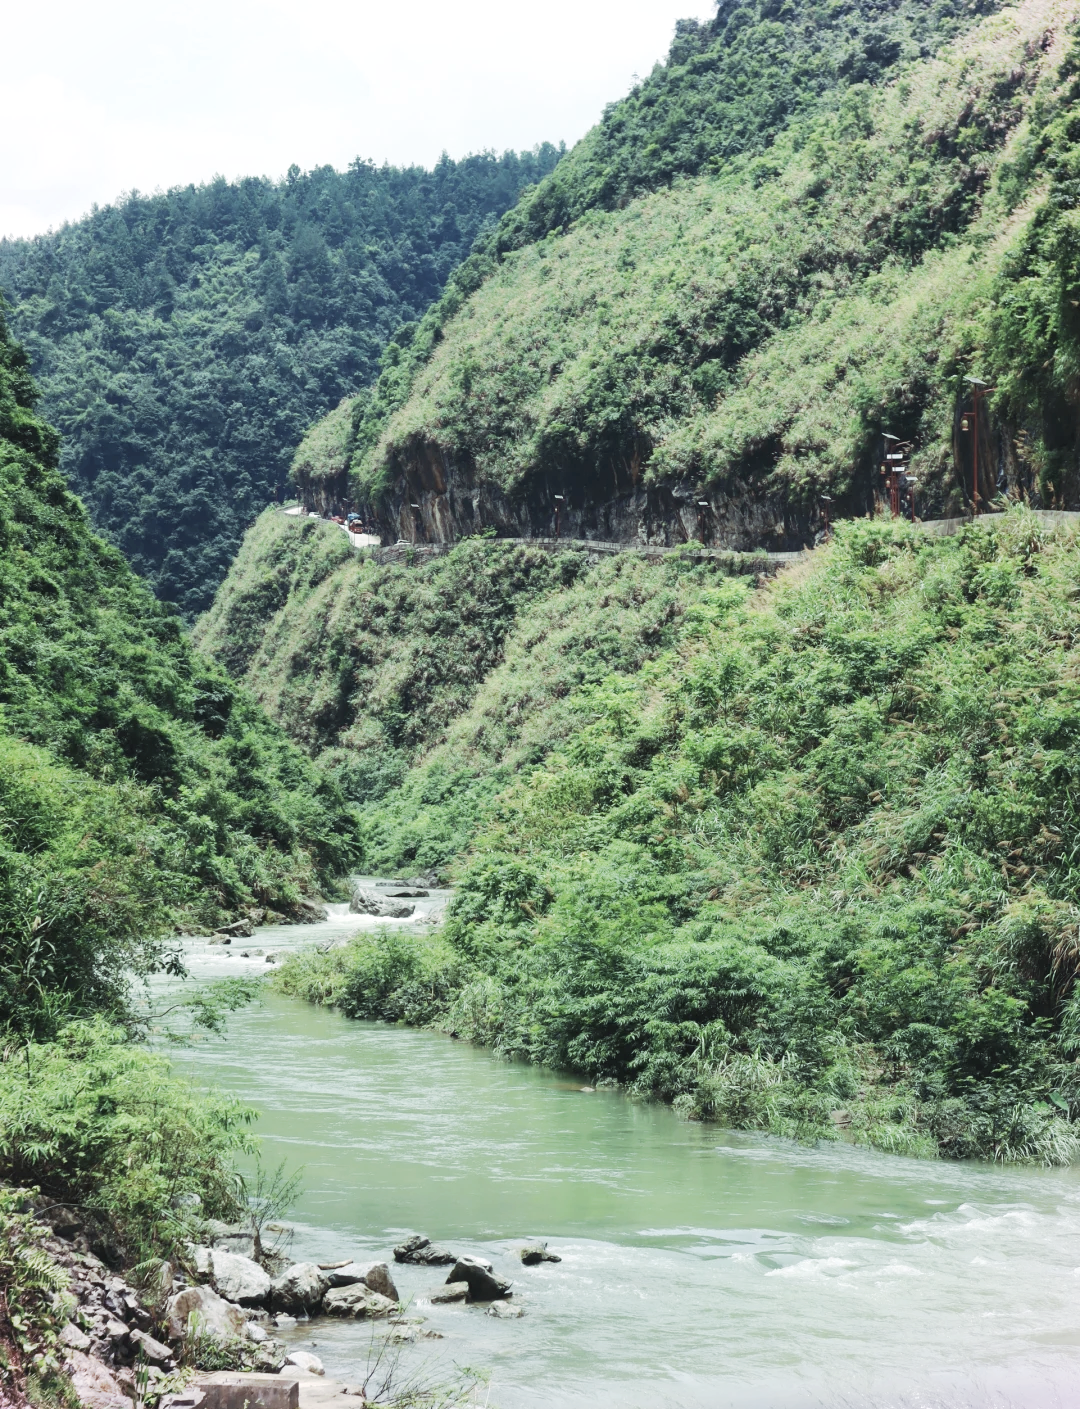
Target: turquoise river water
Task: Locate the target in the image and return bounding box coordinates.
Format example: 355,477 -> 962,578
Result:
171,900 -> 1080,1409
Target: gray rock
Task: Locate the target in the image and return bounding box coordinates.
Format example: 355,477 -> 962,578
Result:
487,1301 -> 524,1318
215,918 -> 255,938
446,1257 -> 512,1301
322,1285 -> 397,1319
243,1323 -> 269,1344
270,1263 -> 328,1314
284,1352 -> 324,1375
129,1329 -> 174,1364
293,900 -> 328,924
349,887 -> 415,919
208,1249 -> 270,1306
393,1235 -> 457,1265
165,1285 -> 246,1342
60,1322 -> 91,1351
381,889 -> 428,898
361,1262 -> 399,1302
520,1242 -> 562,1266
272,1314 -> 297,1330
427,1282 -> 469,1304
63,1349 -> 131,1409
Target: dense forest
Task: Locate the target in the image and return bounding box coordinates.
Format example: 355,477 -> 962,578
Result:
296,0 -> 1080,538
0,148 -> 562,615
0,309 -> 358,1042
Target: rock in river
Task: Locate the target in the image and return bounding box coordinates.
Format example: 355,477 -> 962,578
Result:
318,1259 -> 400,1300
322,1285 -> 397,1319
487,1301 -> 524,1318
349,886 -> 415,919
520,1241 -> 562,1266
445,1256 -> 512,1301
284,1352 -> 324,1375
393,1235 -> 456,1265
427,1282 -> 469,1304
270,1262 -> 328,1314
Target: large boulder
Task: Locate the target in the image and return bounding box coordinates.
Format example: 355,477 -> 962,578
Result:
393,1235 -> 456,1266
322,1286 -> 397,1319
445,1256 -> 512,1302
208,1249 -> 271,1306
64,1349 -> 131,1409
165,1285 -> 246,1342
270,1263 -> 328,1314
349,887 -> 414,919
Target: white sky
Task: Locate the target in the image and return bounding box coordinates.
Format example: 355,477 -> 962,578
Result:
3,0 -> 714,242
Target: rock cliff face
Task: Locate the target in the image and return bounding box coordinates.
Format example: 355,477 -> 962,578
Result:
312,441 -> 833,551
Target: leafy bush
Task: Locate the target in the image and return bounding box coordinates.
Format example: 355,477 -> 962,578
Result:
0,1187 -> 74,1398
0,1021 -> 254,1263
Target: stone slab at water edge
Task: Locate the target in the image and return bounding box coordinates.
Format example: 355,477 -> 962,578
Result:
393,1234 -> 457,1265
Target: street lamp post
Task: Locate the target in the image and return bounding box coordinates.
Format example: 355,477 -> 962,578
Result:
820,493 -> 832,539
554,494 -> 565,539
882,434 -> 912,517
696,500 -> 710,544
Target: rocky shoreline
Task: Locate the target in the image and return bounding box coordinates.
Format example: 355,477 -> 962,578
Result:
23,1204 -> 561,1409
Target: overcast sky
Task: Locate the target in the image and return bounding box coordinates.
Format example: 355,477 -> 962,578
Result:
3,0 -> 714,241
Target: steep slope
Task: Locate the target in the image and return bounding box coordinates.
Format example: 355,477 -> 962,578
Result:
0,149 -> 561,615
278,509 -> 1080,1164
0,310 -> 358,1038
299,0 -> 1080,549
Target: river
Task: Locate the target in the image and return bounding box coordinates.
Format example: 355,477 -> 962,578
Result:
169,900 -> 1080,1409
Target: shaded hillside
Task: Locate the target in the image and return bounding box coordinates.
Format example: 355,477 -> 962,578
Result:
295,0 -> 1080,551
0,148 -> 561,615
0,311 -> 358,1038
278,510 -> 1080,1165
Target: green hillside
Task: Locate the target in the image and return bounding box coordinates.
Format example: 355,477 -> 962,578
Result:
303,0 -> 1080,532
0,310 -> 358,1040
0,148 -> 561,615
274,510 -> 1080,1164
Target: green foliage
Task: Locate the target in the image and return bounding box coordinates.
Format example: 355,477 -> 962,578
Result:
194,517 -> 591,804
278,513 -> 1080,1163
0,307 -> 359,1039
329,0 -> 1080,525
0,1187 -> 74,1393
0,1020 -> 254,1262
0,149 -> 562,616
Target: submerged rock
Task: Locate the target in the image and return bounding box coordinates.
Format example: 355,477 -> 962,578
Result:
427,1282 -> 468,1304
445,1256 -> 512,1301
520,1242 -> 562,1266
322,1285 -> 397,1319
393,1235 -> 456,1265
487,1301 -> 524,1318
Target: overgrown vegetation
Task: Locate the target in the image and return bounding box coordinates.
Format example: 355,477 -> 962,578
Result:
0,305 -> 358,1041
194,516 -> 595,805
0,1022 -> 253,1264
0,148 -> 561,615
307,0 -> 1080,530
277,512 -> 1080,1164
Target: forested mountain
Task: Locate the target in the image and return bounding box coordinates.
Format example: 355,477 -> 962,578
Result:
294,0 -> 1080,550
0,309 -> 358,1040
0,148 -> 561,615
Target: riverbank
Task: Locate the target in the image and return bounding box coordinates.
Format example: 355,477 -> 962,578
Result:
167,936 -> 1080,1409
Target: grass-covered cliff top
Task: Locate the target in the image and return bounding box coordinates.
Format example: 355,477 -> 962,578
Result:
0,312 -> 358,1039
313,0 -> 1080,524
256,508 -> 1080,1163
